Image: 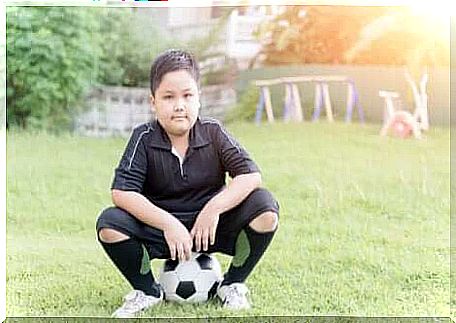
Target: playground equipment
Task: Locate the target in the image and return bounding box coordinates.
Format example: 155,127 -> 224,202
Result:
379,72 -> 429,139
253,75 -> 364,124
406,72 -> 429,131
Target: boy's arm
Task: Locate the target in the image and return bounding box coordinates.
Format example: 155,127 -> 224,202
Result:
190,172 -> 261,252
109,126 -> 192,261
202,172 -> 262,215
112,189 -> 178,231
111,189 -> 193,261
190,121 -> 263,251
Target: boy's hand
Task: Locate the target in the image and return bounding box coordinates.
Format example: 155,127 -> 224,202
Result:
163,219 -> 193,262
190,208 -> 220,252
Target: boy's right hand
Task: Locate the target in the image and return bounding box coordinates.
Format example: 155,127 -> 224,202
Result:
163,219 -> 193,262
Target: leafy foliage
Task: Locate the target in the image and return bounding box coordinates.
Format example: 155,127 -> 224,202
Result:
6,7 -> 173,130
257,6 -> 388,66
202,58 -> 238,86
224,85 -> 259,124
184,12 -> 230,60
96,9 -> 174,88
257,6 -> 449,69
7,7 -> 101,130
182,8 -> 236,87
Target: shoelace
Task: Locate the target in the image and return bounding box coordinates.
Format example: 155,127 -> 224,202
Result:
121,290 -> 149,312
224,284 -> 248,306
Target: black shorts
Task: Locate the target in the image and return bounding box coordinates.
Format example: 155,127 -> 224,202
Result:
96,188 -> 279,259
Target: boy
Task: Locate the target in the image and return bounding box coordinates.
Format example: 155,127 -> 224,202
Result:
96,49 -> 279,318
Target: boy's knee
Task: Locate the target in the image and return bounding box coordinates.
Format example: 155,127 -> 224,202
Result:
249,211 -> 278,233
98,228 -> 130,243
96,207 -> 132,243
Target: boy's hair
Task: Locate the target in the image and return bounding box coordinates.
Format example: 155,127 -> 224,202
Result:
149,49 -> 200,97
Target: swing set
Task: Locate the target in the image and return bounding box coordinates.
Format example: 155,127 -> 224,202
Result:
253,75 -> 365,125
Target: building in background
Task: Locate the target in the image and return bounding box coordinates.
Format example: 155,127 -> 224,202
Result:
106,2 -> 281,70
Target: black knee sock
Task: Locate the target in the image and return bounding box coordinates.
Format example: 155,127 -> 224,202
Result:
100,238 -> 161,297
222,224 -> 276,286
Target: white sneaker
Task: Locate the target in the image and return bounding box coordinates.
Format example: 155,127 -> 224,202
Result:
217,283 -> 251,310
112,289 -> 163,318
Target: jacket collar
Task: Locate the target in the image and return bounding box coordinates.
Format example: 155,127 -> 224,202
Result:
148,117 -> 211,150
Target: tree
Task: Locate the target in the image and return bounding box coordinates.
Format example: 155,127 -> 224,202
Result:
96,8 -> 175,88
183,8 -> 236,86
256,5 -> 449,70
6,7 -> 175,130
256,6 -> 388,65
7,7 -> 101,130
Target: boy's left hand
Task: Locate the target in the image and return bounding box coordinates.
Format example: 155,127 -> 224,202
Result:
190,208 -> 220,252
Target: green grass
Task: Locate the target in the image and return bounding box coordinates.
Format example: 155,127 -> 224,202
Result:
6,122 -> 450,318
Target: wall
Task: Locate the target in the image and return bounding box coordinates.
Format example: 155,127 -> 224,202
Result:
74,85 -> 235,137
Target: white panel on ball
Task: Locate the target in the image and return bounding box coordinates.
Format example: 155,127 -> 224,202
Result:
176,260 -> 200,281
158,253 -> 223,303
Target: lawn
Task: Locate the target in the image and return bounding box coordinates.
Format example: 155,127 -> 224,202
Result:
6,121 -> 450,318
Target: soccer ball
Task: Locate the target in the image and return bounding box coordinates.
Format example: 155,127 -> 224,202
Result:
158,253 -> 222,303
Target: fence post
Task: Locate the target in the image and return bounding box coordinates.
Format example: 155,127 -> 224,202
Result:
291,83 -> 303,122
312,82 -> 323,122
322,82 -> 334,122
262,86 -> 275,123
283,83 -> 292,122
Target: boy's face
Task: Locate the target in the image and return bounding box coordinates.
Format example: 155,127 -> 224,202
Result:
150,70 -> 200,138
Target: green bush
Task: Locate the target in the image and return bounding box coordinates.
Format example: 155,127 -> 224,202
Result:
6,7 -> 174,131
6,7 -> 101,130
201,59 -> 238,86
224,85 -> 259,124
96,9 -> 175,88
6,6 -> 239,130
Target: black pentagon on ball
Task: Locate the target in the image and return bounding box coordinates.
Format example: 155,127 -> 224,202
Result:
195,253 -> 214,270
163,259 -> 179,272
176,281 -> 196,299
208,280 -> 220,299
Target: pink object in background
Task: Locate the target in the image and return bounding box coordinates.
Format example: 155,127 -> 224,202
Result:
390,111 -> 415,139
